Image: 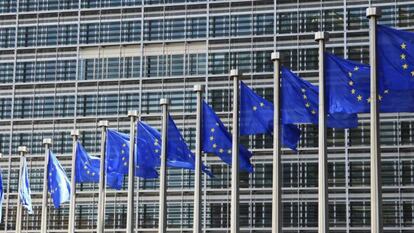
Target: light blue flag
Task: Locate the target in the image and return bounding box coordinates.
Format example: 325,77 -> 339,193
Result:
76,141 -> 124,190
47,151 -> 71,208
19,157 -> 33,214
0,171 -> 3,223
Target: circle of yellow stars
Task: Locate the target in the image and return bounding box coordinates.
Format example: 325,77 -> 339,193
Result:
252,102 -> 265,112
121,143 -> 128,167
347,65 -> 389,103
209,122 -> 232,155
301,88 -> 317,115
400,42 -> 414,77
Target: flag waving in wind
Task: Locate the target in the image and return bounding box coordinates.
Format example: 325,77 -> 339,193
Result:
202,101 -> 254,173
19,157 -> 33,214
239,81 -> 300,150
47,151 -> 71,208
281,67 -> 358,128
76,141 -> 125,190
325,52 -> 414,114
377,25 -> 414,91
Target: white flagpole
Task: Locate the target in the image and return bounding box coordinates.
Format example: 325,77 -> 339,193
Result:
366,7 -> 383,233
315,31 -> 329,233
97,120 -> 109,233
68,130 -> 79,233
16,146 -> 27,233
193,84 -> 203,233
41,138 -> 52,233
159,98 -> 169,233
230,69 -> 240,233
127,110 -> 138,233
271,52 -> 282,233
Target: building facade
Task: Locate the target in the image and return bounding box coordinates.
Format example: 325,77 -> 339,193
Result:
0,0 -> 413,232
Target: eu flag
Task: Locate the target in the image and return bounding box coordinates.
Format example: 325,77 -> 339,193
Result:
377,25 -> 414,90
136,122 -> 161,178
19,157 -> 33,214
325,52 -> 414,114
281,66 -> 358,128
137,118 -> 212,177
47,151 -> 71,208
202,101 -> 254,173
106,129 -> 130,176
76,141 -> 125,190
239,81 -> 300,150
0,171 -> 3,222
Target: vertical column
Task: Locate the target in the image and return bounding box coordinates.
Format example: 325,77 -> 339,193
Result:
230,69 -> 240,233
366,7 -> 383,233
15,146 -> 28,233
271,52 -> 282,233
315,31 -> 329,233
159,99 -> 170,233
97,120 -> 109,233
127,110 -> 138,233
68,130 -> 79,233
41,138 -> 52,233
193,85 -> 204,233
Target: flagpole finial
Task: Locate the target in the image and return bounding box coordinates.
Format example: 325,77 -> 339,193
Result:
271,52 -> 280,61
18,146 -> 28,154
128,110 -> 139,117
98,120 -> 109,127
366,7 -> 381,18
43,138 -> 52,145
71,129 -> 79,137
193,84 -> 204,92
160,98 -> 170,106
230,69 -> 239,78
314,32 -> 329,42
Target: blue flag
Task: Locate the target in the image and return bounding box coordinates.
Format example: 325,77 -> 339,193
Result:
325,52 -> 414,114
377,25 -> 414,91
106,129 -> 130,176
0,171 -> 3,223
281,66 -> 358,128
76,141 -> 125,190
136,122 -> 161,178
202,101 -> 254,173
136,118 -> 212,177
47,151 -> 71,208
19,157 -> 33,214
239,81 -> 300,150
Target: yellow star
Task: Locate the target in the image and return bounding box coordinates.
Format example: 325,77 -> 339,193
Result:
122,157 -> 126,161
401,42 -> 407,49
122,143 -> 126,147
367,98 -> 371,103
92,172 -> 95,176
303,95 -> 307,99
212,144 -> 217,148
411,71 -> 414,77
311,110 -> 316,115
351,89 -> 356,94
155,139 -> 158,142
219,149 -> 224,153
305,102 -> 310,108
260,102 -> 264,107
252,106 -> 257,111
155,149 -> 159,153
384,89 -> 389,94
401,54 -> 406,60
154,141 -> 158,146
121,150 -> 125,154
215,123 -> 219,126
357,95 -> 362,101
87,170 -> 90,174
348,72 -> 352,77
211,128 -> 215,132
349,81 -> 354,86
402,64 -> 408,70
301,88 -> 306,93
354,66 -> 359,71
210,136 -> 214,141
84,165 -> 88,170
378,95 -> 383,101
124,162 -> 127,166
227,149 -> 231,154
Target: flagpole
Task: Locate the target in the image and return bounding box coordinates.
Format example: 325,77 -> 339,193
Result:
127,110 -> 138,233
16,146 -> 27,233
315,31 -> 329,233
367,7 -> 383,233
68,130 -> 79,233
271,52 -> 282,233
41,138 -> 52,233
159,98 -> 169,233
230,69 -> 240,233
193,84 -> 203,233
97,120 -> 109,233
